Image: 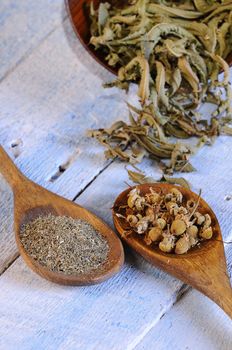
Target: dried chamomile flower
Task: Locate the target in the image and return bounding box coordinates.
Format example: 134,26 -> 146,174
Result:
156,218 -> 166,230
175,234 -> 191,254
159,235 -> 175,253
126,215 -> 138,226
187,225 -> 198,238
127,188 -> 140,208
194,212 -> 205,225
148,189 -> 160,204
174,214 -> 191,229
134,197 -> 146,211
171,219 -> 187,236
203,214 -> 211,229
170,188 -> 183,203
166,201 -> 178,212
164,193 -> 173,203
200,227 -> 213,240
186,199 -> 195,211
145,227 -> 162,245
177,206 -> 188,215
136,217 -> 149,234
145,207 -> 155,222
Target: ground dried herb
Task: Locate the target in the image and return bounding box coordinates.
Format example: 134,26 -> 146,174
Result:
20,214 -> 109,275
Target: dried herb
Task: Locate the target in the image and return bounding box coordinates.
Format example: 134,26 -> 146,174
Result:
115,186 -> 213,254
89,0 -> 232,173
20,215 -> 109,275
127,168 -> 191,189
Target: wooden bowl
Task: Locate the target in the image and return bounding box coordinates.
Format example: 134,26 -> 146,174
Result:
66,0 -> 232,74
66,0 -> 117,74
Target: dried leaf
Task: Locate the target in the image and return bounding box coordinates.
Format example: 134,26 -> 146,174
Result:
221,125 -> 232,135
127,169 -> 157,184
98,3 -> 109,34
178,56 -> 199,94
162,175 -> 191,190
171,68 -> 182,95
120,56 -> 150,104
144,23 -> 200,59
155,61 -> 169,108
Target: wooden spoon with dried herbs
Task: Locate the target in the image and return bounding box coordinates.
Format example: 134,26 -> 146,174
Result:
0,145 -> 124,285
113,183 -> 232,318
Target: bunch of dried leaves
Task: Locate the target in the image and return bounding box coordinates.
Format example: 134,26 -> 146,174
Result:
89,0 -> 232,174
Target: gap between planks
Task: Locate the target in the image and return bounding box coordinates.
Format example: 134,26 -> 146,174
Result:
127,284 -> 190,350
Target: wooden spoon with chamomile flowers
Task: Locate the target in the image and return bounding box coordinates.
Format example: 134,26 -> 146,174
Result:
113,183 -> 232,319
0,145 -> 124,285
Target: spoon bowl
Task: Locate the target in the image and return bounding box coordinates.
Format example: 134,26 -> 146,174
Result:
0,146 -> 124,285
113,183 -> 232,318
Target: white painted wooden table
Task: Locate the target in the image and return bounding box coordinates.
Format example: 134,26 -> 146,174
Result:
0,1 -> 232,349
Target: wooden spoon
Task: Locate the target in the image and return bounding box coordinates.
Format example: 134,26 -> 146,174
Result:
113,183 -> 232,318
0,145 -> 124,285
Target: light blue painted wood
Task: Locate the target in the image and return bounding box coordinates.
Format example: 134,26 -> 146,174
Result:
0,0 -> 65,80
0,256 -> 182,350
135,248 -> 232,350
0,175 -> 16,273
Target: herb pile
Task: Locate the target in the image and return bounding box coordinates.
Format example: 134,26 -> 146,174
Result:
116,186 -> 213,254
20,214 -> 109,275
89,0 -> 232,174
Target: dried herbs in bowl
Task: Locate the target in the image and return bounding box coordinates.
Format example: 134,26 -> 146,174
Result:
88,0 -> 232,174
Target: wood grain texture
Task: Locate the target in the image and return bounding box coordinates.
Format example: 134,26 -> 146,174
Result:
0,175 -> 17,274
0,0 -> 65,80
0,256 -> 183,350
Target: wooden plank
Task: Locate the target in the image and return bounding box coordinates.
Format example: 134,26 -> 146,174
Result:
0,258 -> 183,350
135,246 -> 232,350
0,18 -> 130,274
0,0 -> 65,80
0,175 -> 17,273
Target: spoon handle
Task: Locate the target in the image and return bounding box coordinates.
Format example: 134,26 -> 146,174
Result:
211,283 -> 232,319
0,145 -> 25,189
